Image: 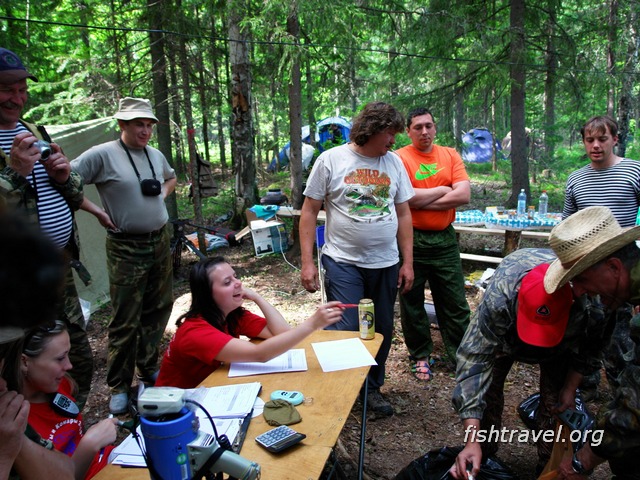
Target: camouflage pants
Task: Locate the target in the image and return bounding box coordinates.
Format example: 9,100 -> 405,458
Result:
105,226 -> 173,394
58,264 -> 94,411
480,354 -> 568,471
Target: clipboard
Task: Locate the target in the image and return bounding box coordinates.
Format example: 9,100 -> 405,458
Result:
232,409 -> 253,453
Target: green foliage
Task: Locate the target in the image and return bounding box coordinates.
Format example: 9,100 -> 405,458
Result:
2,0 -> 639,216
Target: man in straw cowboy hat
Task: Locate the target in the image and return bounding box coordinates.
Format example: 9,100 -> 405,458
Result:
450,245 -> 613,479
72,97 -> 176,414
542,206 -> 640,478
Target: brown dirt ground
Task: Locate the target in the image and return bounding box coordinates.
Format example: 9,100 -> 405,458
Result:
82,231 -> 613,480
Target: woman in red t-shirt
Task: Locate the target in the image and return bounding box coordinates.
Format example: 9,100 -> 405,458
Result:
156,256 -> 344,388
21,321 -> 118,480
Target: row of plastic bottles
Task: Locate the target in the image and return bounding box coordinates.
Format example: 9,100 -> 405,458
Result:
517,189 -> 548,215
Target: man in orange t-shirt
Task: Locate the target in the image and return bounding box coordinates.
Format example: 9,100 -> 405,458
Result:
396,108 -> 471,380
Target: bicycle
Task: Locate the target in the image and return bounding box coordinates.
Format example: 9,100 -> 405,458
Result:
170,218 -> 241,272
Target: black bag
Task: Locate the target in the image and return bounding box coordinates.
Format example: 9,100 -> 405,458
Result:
140,178 -> 162,196
517,392 -> 592,432
394,445 -> 519,480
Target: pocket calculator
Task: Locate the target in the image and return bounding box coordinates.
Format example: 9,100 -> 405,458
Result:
255,425 -> 306,453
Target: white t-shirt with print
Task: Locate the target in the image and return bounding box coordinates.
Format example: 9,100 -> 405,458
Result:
304,143 -> 414,268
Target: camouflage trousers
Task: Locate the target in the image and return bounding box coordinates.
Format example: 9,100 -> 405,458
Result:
105,226 -> 173,394
480,354 -> 569,471
59,264 -> 94,411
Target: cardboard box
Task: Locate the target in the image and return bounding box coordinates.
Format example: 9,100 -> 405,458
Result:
250,220 -> 288,257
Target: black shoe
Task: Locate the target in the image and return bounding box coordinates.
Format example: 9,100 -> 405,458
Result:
366,390 -> 394,417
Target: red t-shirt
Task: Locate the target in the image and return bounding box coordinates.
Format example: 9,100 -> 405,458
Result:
156,311 -> 267,388
28,377 -> 83,456
28,377 -> 112,479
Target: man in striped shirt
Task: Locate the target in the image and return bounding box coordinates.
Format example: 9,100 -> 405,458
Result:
563,115 -> 640,227
0,48 -> 93,410
563,115 -> 640,402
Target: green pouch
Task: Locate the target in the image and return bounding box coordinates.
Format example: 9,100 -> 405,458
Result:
263,399 -> 302,426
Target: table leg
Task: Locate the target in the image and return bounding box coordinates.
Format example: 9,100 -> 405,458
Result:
358,377 -> 368,480
503,230 -> 522,256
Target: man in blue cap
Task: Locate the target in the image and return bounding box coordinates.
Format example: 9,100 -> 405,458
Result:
0,48 -> 94,410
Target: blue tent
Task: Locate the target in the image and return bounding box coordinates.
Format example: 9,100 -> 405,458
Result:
268,116 -> 352,171
461,128 -> 501,163
316,116 -> 351,151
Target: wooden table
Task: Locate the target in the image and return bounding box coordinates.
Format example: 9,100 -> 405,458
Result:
453,224 -> 551,264
93,330 -> 382,480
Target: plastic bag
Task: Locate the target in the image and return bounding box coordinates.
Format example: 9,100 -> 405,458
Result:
394,445 -> 519,480
517,392 -> 593,433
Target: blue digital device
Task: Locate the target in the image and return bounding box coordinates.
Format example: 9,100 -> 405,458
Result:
270,390 -> 304,406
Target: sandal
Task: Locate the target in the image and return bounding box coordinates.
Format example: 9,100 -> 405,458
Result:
410,358 -> 433,382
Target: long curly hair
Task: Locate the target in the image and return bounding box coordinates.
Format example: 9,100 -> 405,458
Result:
349,102 -> 405,146
176,257 -> 244,337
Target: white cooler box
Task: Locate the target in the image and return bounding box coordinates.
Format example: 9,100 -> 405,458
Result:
250,220 -> 288,257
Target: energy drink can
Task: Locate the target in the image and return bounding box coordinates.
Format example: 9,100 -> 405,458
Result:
358,299 -> 375,340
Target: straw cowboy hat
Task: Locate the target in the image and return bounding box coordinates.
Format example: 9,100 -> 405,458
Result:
544,206 -> 640,294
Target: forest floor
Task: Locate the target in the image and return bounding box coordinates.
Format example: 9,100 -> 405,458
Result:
81,184 -> 613,479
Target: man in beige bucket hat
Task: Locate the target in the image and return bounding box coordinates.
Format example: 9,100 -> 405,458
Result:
544,206 -> 640,478
72,97 -> 176,414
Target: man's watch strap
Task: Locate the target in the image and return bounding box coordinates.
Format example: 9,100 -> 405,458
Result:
572,454 -> 593,475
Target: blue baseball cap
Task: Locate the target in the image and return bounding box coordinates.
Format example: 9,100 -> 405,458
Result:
0,48 -> 38,83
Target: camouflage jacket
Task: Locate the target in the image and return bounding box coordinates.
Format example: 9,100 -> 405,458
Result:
590,263 -> 640,460
0,120 -> 84,260
453,248 -> 612,420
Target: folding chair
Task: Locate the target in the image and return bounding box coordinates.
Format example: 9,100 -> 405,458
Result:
316,225 -> 327,303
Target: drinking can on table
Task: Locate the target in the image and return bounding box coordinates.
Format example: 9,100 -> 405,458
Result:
358,299 -> 375,340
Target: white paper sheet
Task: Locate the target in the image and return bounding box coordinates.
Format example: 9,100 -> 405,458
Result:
311,338 -> 377,372
228,349 -> 307,377
186,382 -> 262,418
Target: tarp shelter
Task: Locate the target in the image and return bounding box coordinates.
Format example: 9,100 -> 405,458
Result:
268,116 -> 352,171
461,128 -> 500,163
46,117 -> 120,315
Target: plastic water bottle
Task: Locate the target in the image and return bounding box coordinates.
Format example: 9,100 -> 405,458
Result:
517,189 -> 527,216
538,191 -> 548,215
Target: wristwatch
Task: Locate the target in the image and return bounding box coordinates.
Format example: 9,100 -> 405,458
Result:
572,454 -> 593,475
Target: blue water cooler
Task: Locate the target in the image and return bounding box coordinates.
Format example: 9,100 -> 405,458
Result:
140,408 -> 198,480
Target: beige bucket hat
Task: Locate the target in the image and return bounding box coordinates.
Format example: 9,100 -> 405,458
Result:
113,97 -> 158,122
544,206 -> 640,293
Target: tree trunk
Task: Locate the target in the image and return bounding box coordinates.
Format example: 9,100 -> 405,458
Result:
177,5 -> 205,250
616,7 -> 637,157
229,0 -> 257,226
606,0 -> 618,116
543,0 -> 558,165
509,0 -> 529,206
168,54 -> 185,177
210,18 -> 227,173
270,76 -> 280,171
306,55 -> 316,149
288,8 -> 303,257
148,0 -> 177,220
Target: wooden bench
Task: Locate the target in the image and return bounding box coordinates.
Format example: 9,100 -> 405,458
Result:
454,225 -> 551,265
